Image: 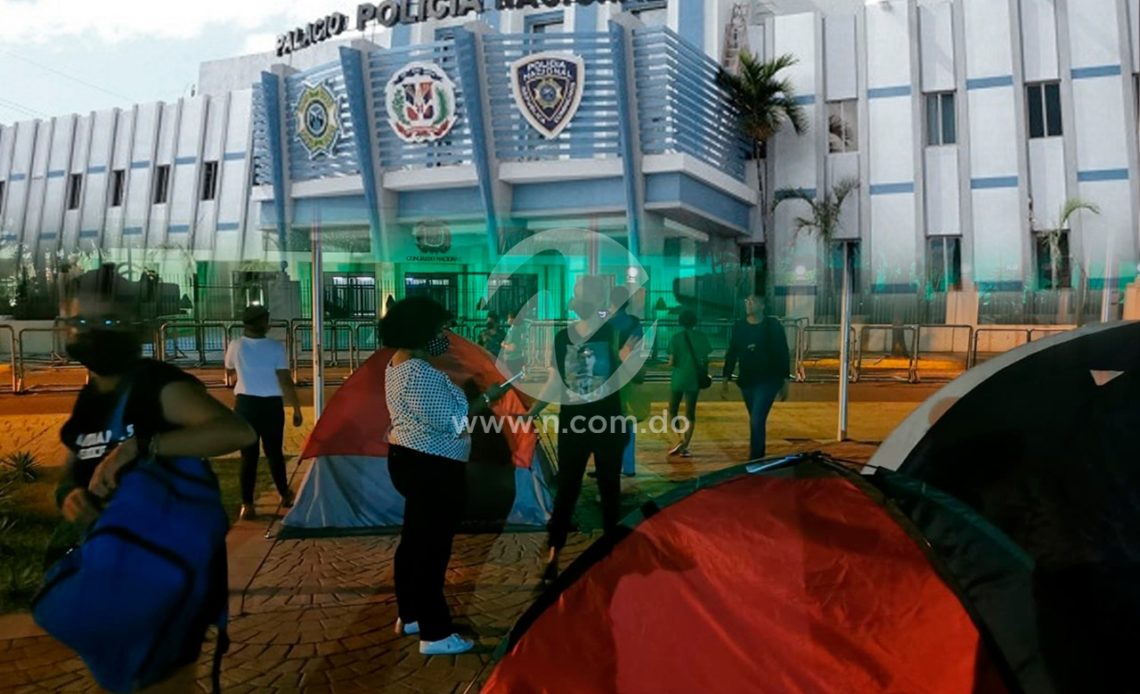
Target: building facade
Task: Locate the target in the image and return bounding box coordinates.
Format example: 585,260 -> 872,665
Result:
1,0 -> 1138,324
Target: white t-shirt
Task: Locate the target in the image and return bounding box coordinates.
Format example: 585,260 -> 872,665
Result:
225,336 -> 288,397
385,358 -> 471,462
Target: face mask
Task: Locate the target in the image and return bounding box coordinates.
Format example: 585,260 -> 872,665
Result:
66,330 -> 142,376
424,334 -> 450,357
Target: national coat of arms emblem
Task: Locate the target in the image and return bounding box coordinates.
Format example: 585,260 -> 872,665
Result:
509,52 -> 586,139
295,81 -> 341,158
385,61 -> 459,143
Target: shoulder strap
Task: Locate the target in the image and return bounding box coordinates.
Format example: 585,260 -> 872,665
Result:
682,330 -> 704,366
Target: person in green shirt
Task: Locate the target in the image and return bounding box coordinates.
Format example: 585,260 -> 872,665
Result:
667,310 -> 712,457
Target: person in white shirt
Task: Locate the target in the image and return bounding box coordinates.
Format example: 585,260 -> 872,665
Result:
383,296 -> 509,656
224,305 -> 302,521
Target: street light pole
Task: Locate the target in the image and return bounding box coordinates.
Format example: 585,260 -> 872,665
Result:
311,215 -> 325,418
837,241 -> 851,441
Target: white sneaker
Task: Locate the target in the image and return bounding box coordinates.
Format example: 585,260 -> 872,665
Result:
395,618 -> 419,635
419,633 -> 474,655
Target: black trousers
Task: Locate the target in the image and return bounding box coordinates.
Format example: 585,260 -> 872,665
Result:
235,395 -> 289,505
388,444 -> 466,642
547,430 -> 627,550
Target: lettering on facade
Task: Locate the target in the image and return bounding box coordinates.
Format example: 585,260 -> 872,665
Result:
277,13 -> 351,57
279,1 -> 623,55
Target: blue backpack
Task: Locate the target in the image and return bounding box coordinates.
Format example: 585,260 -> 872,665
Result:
33,379 -> 231,693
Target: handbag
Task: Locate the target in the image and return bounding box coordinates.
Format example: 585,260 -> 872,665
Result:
683,331 -> 712,390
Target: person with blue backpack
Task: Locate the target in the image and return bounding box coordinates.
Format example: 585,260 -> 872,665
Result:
36,264 -> 256,693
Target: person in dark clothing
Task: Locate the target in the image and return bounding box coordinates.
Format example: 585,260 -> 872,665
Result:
225,305 -> 303,520
526,282 -> 637,581
721,293 -> 790,460
55,264 -> 255,692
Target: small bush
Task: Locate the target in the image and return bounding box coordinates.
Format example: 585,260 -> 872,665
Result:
2,451 -> 39,483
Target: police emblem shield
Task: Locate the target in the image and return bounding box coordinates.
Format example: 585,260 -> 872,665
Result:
295,81 -> 341,159
509,52 -> 585,139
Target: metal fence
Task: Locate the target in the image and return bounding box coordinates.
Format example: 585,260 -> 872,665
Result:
0,318 -> 1086,394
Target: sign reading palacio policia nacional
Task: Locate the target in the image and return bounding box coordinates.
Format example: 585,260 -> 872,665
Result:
278,0 -> 621,56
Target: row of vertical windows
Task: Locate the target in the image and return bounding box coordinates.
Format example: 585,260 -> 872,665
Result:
5,159 -> 221,212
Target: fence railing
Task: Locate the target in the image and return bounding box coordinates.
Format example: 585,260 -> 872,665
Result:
0,320 -> 1082,394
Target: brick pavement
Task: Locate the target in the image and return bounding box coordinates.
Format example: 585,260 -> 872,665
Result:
0,398 -> 893,693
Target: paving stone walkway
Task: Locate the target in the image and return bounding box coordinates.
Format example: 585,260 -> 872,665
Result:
0,399 -> 893,693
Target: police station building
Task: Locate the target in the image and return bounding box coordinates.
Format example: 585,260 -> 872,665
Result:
1,0 -> 1139,324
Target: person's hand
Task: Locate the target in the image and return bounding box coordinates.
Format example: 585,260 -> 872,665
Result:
292,408 -> 304,427
88,437 -> 139,499
61,488 -> 101,525
485,382 -> 511,402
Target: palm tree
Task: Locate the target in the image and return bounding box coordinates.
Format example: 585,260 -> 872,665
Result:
718,52 -> 809,305
1039,198 -> 1099,291
718,53 -> 810,160
775,178 -> 860,440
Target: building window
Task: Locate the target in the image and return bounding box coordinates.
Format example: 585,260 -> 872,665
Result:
525,11 -> 564,33
66,174 -> 83,211
628,0 -> 668,26
1036,231 -> 1071,289
927,237 -> 962,291
827,100 -> 858,153
1027,82 -> 1063,138
110,169 -> 126,207
200,161 -> 219,201
153,165 -> 170,204
925,92 -> 957,146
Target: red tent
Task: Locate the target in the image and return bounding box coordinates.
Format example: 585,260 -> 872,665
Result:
283,333 -> 552,533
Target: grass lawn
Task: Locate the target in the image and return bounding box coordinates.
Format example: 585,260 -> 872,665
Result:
0,457 -> 272,614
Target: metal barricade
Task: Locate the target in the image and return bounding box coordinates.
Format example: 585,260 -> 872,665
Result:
780,318 -> 809,382
855,324 -> 918,383
799,325 -> 858,382
970,328 -> 1031,368
351,322 -> 381,371
157,321 -> 231,367
15,325 -> 88,393
0,324 -> 16,393
914,324 -> 973,382
290,322 -> 356,386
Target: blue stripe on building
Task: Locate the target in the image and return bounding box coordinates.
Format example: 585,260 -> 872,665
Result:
971,176 -> 1019,189
976,280 -> 1024,292
40,233 -> 58,240
86,165 -> 106,174
0,234 -> 17,242
793,95 -> 816,106
513,178 -> 626,213
1077,168 -> 1129,182
868,85 -> 911,99
645,173 -> 751,231
223,151 -> 247,161
966,75 -> 1014,90
130,160 -> 150,169
123,226 -> 143,236
6,173 -> 25,182
872,283 -> 918,294
79,230 -> 99,239
869,182 -> 915,196
168,224 -> 190,233
1071,65 -> 1121,80
47,170 -> 65,179
216,222 -> 240,231
174,156 -> 197,166
775,285 -> 818,296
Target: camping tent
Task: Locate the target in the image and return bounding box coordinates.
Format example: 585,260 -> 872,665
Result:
481,323 -> 1140,694
282,334 -> 554,533
481,455 -> 1018,694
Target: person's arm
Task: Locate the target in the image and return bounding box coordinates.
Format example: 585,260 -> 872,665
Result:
88,381 -> 256,498
56,450 -> 101,525
722,323 -> 739,380
274,342 -> 302,425
224,340 -> 238,388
